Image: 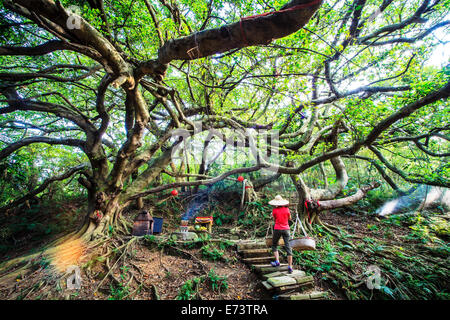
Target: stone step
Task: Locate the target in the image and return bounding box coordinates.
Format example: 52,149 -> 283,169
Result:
251,264 -> 289,274
236,239 -> 323,300
261,279 -> 315,294
261,280 -> 274,291
267,275 -> 314,288
262,269 -> 306,280
277,281 -> 315,294
239,248 -> 272,258
293,275 -> 314,285
267,276 -> 297,288
278,291 -> 328,300
261,274 -> 314,295
309,291 -> 328,299
243,256 -> 273,264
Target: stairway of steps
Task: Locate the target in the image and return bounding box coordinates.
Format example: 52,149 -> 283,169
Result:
236,240 -> 328,300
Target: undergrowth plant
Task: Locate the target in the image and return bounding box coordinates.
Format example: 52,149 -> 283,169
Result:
108,265 -> 131,300
201,243 -> 226,262
176,277 -> 202,300
176,269 -> 229,300
294,217 -> 449,300
207,269 -> 228,293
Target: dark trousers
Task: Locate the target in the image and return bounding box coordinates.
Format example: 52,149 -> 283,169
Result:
272,229 -> 292,256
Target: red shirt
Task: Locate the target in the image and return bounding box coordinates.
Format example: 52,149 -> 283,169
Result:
272,206 -> 291,230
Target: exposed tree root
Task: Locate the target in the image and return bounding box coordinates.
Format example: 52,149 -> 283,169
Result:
94,236 -> 138,293
0,215 -> 141,300
151,284 -> 160,300
315,217 -> 356,249
166,245 -> 209,274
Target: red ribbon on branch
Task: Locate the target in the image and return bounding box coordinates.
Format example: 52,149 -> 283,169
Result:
304,200 -> 311,224
239,0 -> 322,46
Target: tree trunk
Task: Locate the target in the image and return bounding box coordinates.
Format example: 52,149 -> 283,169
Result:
290,157 -> 380,228
136,197 -> 144,209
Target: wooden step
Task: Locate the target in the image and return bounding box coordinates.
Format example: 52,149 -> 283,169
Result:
237,242 -> 267,251
243,256 -> 273,264
239,248 -> 272,258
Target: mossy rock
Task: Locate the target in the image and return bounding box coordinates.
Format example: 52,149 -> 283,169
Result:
430,217 -> 450,237
170,232 -> 199,241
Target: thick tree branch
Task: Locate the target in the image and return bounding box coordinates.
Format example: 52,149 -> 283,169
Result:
317,181 -> 381,211
0,87 -> 97,135
128,164 -> 263,201
5,0 -> 134,87
0,137 -> 85,161
0,40 -> 72,56
267,79 -> 450,174
155,0 -> 323,64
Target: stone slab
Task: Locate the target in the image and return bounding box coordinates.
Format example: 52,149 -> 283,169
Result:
280,291 -> 328,300
267,276 -> 297,288
287,270 -> 306,279
294,275 -> 314,284
275,281 -> 314,294
309,291 -> 328,299
254,265 -> 289,274
262,271 -> 285,280
288,293 -> 311,300
261,281 -> 274,290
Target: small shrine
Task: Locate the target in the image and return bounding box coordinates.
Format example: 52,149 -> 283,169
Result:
131,210 -> 153,236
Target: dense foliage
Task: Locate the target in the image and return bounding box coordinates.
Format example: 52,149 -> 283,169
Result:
0,0 -> 448,300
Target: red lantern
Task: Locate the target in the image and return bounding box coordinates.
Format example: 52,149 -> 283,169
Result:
171,189 -> 178,196
237,176 -> 244,182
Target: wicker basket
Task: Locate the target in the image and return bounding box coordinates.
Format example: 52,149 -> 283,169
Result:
265,237 -> 284,247
290,236 -> 316,251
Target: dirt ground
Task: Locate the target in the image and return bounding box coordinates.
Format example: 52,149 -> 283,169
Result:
1,203 -> 439,300
0,239 -> 272,300
126,245 -> 270,300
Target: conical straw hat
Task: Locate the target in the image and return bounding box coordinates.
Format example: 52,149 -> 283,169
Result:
268,195 -> 289,206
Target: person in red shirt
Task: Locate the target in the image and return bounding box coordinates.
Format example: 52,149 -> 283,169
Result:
269,195 -> 293,273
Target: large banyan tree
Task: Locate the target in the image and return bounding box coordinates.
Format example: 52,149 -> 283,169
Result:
0,0 -> 449,270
